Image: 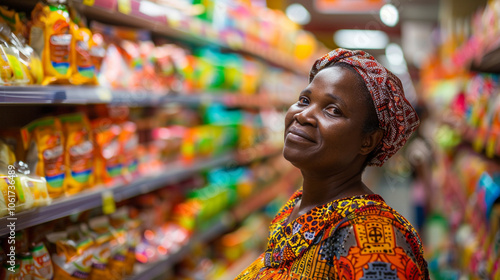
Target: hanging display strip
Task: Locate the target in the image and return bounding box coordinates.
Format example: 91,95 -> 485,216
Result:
72,0 -> 311,75
0,153 -> 234,236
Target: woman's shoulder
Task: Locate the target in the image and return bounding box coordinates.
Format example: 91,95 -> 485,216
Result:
320,199 -> 429,279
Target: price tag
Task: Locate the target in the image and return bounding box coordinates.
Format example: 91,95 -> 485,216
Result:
102,190 -> 116,214
83,0 -> 95,6
118,0 -> 132,15
97,88 -> 112,102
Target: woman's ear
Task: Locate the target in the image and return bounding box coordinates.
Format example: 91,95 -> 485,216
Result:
360,129 -> 384,155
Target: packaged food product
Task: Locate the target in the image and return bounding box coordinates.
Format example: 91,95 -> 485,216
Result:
30,0 -> 73,85
21,117 -> 66,198
88,216 -> 113,280
107,227 -> 128,279
0,6 -> 27,39
110,207 -> 140,275
48,228 -> 94,280
0,164 -> 34,212
92,119 -> 122,186
30,242 -> 54,280
69,23 -> 97,85
59,114 -> 94,195
19,252 -> 35,280
15,161 -> 51,208
0,43 -> 30,86
119,121 -> 138,182
2,263 -> 21,280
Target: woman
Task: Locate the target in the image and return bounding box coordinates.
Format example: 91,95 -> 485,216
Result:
236,49 -> 429,279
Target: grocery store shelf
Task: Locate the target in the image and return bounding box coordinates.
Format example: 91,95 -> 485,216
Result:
1,0 -> 309,75
0,86 -> 288,108
470,44 -> 500,73
128,163 -> 296,280
129,214 -> 234,280
0,144 -> 282,236
0,154 -> 235,236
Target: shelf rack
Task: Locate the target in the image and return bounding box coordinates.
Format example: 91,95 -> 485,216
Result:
0,153 -> 234,236
128,165 -> 300,280
0,86 -> 287,109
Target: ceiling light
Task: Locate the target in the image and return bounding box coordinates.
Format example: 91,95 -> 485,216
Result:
379,4 -> 399,27
286,3 -> 311,25
334,29 -> 389,49
385,43 -> 405,66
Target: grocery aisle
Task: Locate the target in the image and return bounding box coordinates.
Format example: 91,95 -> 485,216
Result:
1,0 -> 499,279
0,0 -> 313,279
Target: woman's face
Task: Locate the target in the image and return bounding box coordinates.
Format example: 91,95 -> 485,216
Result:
283,66 -> 370,172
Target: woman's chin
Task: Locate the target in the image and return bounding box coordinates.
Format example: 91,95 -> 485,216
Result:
282,147 -> 307,167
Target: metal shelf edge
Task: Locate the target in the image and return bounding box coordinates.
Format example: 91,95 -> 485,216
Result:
0,154 -> 235,236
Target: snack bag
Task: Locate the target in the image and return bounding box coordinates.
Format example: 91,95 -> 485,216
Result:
19,252 -> 35,280
120,122 -> 138,182
2,263 -> 21,280
30,242 -> 54,280
88,217 -> 113,280
59,114 -> 94,195
92,119 -> 122,186
21,117 -> 66,199
70,23 -> 97,85
110,208 -> 140,275
48,228 -> 94,280
0,43 -> 30,85
17,166 -> 51,208
30,0 -> 73,85
107,227 -> 128,279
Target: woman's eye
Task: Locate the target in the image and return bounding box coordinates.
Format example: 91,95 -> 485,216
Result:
298,96 -> 309,105
326,107 -> 342,116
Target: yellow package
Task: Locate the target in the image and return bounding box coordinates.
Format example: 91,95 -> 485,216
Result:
120,122 -> 138,182
30,1 -> 73,85
48,229 -> 94,280
0,44 -> 30,85
21,117 -> 66,199
59,114 -> 94,195
70,23 -> 97,85
92,119 -> 122,186
108,228 -> 128,280
88,216 -> 113,280
0,6 -> 27,38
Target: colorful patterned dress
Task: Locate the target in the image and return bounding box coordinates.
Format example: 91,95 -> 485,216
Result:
235,189 -> 429,280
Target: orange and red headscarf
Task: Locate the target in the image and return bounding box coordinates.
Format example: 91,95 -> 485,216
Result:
309,48 -> 419,166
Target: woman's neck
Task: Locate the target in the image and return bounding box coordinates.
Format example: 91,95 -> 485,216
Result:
296,168 -> 373,216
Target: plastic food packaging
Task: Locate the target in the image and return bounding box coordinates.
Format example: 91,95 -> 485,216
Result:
69,23 -> 97,85
30,1 -> 73,85
19,252 -> 35,279
48,228 -> 94,280
21,117 -> 66,199
119,121 -> 139,182
59,114 -> 94,195
87,216 -> 113,280
30,242 -> 54,280
92,118 -> 122,186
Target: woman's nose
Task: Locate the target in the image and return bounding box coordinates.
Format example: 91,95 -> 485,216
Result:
294,106 -> 317,127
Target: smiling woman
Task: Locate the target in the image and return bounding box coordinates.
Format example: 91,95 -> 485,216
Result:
235,49 -> 429,280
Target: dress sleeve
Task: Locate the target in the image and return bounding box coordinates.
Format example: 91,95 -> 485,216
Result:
328,215 -> 429,280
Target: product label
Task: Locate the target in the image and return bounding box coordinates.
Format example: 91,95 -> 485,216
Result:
49,25 -> 71,75
31,244 -> 54,279
69,140 -> 93,183
76,41 -> 95,78
42,143 -> 65,189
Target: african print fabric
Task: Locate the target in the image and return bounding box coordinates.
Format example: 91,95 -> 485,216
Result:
309,48 -> 420,167
235,189 -> 429,280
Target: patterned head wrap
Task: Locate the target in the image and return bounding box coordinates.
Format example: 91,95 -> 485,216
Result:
309,48 -> 419,166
